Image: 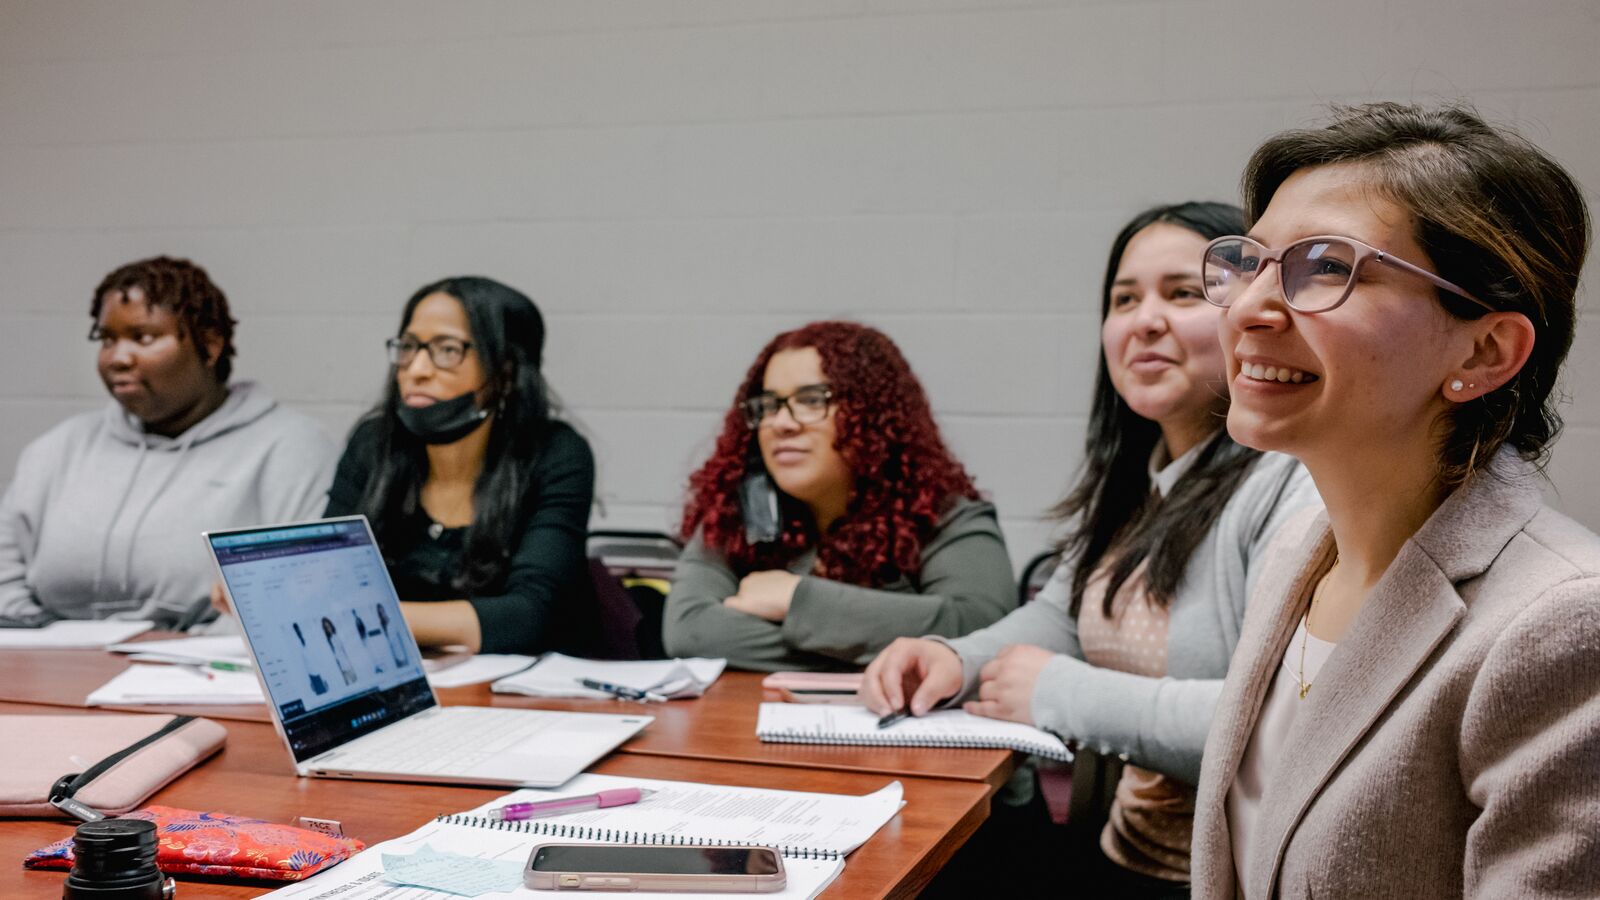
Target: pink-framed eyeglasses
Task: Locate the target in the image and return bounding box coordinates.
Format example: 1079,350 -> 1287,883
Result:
1201,234 -> 1491,313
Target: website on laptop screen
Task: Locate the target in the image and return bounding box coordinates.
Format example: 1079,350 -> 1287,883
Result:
211,518 -> 434,763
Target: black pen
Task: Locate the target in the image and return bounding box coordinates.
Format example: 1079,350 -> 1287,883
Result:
877,710 -> 910,729
576,677 -> 667,703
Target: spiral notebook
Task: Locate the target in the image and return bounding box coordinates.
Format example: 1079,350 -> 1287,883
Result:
756,703 -> 1074,762
266,773 -> 903,900
438,772 -> 902,860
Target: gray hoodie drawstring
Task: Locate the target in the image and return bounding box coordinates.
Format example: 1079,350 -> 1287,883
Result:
118,428 -> 201,607
92,435 -> 148,602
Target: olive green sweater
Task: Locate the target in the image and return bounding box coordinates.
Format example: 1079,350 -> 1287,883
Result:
662,497 -> 1015,671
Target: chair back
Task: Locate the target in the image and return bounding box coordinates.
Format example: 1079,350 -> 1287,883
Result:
586,530 -> 683,660
586,558 -> 644,660
587,530 -> 682,584
1017,551 -> 1059,605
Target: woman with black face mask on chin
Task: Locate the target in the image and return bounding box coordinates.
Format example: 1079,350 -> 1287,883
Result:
323,277 -> 598,655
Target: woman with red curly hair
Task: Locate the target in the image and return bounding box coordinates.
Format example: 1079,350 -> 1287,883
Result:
662,321 -> 1015,671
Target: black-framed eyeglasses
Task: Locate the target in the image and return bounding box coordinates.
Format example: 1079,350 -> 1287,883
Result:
741,384 -> 835,430
386,336 -> 474,370
1201,234 -> 1491,314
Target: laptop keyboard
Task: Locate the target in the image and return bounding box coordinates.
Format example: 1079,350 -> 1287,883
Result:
328,707 -> 559,775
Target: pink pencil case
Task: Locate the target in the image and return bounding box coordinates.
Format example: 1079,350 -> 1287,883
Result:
0,713 -> 226,818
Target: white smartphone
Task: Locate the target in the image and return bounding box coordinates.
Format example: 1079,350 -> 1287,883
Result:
524,843 -> 787,893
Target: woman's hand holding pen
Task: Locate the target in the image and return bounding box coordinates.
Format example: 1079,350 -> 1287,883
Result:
963,644 -> 1050,725
860,637 -> 963,718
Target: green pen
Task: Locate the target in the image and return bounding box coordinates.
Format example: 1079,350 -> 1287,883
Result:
200,659 -> 251,673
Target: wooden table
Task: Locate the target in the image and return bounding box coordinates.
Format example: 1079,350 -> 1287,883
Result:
442,674 -> 1015,790
0,702 -> 991,899
0,647 -> 1016,789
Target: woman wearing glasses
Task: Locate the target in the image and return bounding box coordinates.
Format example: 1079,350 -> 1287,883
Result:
1188,103 -> 1599,898
862,203 -> 1319,897
323,276 -> 598,655
662,320 -> 1014,671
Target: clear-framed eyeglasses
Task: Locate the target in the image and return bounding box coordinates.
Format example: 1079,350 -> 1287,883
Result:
741,384 -> 835,430
1201,234 -> 1491,313
385,336 -> 474,370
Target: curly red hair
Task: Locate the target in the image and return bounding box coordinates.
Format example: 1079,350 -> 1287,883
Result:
680,321 -> 979,588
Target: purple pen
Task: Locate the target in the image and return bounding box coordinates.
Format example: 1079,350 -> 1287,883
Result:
487,788 -> 653,822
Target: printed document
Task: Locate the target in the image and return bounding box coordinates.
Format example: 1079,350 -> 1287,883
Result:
87,664 -> 265,706
108,635 -> 252,667
427,654 -> 537,688
0,620 -> 153,649
454,772 -> 901,855
492,653 -> 726,700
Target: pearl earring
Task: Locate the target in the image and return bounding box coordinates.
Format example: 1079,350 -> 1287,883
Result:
1450,379 -> 1464,392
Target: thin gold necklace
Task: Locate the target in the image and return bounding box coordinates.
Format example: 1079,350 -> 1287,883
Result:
1297,560 -> 1338,700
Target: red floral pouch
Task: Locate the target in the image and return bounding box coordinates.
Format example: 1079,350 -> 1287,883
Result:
24,805 -> 364,881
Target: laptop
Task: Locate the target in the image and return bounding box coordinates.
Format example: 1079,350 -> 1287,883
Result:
205,516 -> 650,787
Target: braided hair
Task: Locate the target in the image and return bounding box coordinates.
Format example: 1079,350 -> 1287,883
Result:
91,256 -> 237,382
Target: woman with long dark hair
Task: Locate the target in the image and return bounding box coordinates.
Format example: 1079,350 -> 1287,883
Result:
662,320 -> 1014,671
864,202 -> 1320,896
324,276 -> 597,654
1190,103 -> 1598,898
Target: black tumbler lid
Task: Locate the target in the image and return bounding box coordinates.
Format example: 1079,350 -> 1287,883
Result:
66,817 -> 167,898
74,818 -> 157,842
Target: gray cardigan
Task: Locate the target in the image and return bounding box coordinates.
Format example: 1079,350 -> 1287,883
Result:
940,450 -> 1319,785
662,497 -> 1015,671
1192,450 -> 1600,899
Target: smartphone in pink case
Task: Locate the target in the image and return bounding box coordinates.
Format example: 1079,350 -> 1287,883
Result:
525,843 -> 787,893
760,671 -> 863,705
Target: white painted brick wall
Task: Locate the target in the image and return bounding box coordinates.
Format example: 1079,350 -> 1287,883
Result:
2,0 -> 1597,572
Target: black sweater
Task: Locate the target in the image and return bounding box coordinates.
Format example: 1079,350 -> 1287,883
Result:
324,418 -> 597,655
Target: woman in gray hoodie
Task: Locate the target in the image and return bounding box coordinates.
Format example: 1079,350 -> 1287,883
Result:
0,257 -> 336,628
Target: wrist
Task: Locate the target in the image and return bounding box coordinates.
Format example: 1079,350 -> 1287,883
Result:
1029,653 -> 1079,733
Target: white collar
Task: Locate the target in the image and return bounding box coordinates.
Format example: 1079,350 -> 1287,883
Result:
1147,435 -> 1209,498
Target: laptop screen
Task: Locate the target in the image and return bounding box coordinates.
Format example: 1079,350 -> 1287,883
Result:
210,517 -> 435,763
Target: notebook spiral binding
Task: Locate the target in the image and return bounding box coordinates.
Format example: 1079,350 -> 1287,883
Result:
758,731 -> 1072,762
434,814 -> 843,860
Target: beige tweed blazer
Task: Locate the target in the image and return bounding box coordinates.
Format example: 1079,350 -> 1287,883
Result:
1191,451 -> 1600,898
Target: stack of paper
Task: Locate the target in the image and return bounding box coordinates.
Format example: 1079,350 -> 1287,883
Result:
426,654 -> 537,688
87,664 -> 265,706
0,620 -> 154,649
492,653 -> 726,700
108,638 -> 538,689
108,635 -> 253,668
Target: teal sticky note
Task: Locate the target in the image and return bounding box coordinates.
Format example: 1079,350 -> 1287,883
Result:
381,844 -> 524,897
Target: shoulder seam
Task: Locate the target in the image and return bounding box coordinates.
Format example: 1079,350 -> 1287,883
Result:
1510,527 -> 1595,581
